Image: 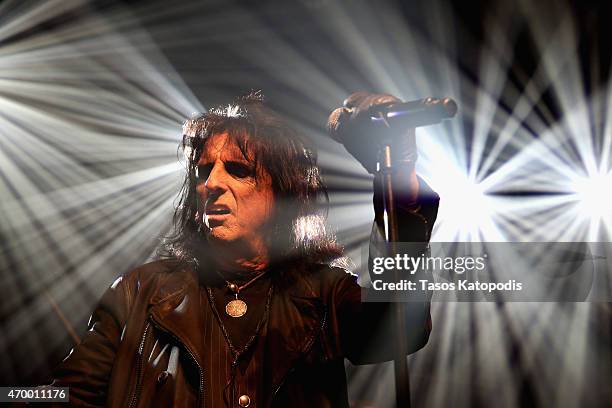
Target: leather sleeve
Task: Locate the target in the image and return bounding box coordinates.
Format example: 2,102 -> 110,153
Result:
333,176 -> 438,365
372,174 -> 439,243
333,272 -> 432,365
48,276 -> 132,407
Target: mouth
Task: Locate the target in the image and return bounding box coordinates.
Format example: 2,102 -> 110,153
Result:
204,205 -> 231,224
205,208 -> 231,216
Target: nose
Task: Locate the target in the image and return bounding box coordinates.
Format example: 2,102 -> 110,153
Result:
203,163 -> 227,196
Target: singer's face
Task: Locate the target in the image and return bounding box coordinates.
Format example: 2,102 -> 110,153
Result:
195,133 -> 275,250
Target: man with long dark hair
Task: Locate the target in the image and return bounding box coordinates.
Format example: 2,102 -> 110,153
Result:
50,91 -> 438,407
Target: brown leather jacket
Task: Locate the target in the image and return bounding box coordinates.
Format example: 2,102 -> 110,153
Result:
50,259 -> 431,407
51,178 -> 438,407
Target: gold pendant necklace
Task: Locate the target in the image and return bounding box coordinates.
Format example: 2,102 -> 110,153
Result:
225,296 -> 248,318
224,271 -> 267,318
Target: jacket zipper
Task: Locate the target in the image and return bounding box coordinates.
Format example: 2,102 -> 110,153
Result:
149,316 -> 205,408
128,322 -> 150,408
269,307 -> 328,406
269,366 -> 295,407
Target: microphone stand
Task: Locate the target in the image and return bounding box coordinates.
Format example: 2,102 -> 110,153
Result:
333,96 -> 455,407
377,114 -> 412,408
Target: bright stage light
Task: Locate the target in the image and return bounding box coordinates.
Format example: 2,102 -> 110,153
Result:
568,172 -> 612,241
429,172 -> 493,241
436,175 -> 486,220
571,173 -> 612,219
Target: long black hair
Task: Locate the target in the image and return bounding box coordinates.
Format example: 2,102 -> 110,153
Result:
160,91 -> 344,270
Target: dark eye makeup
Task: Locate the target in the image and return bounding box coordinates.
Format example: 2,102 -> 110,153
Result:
195,161 -> 255,182
225,161 -> 255,179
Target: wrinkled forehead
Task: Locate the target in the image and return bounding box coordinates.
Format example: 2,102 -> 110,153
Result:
197,132 -> 253,164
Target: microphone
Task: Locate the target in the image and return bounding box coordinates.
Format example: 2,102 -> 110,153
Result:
369,97 -> 457,128
327,96 -> 457,143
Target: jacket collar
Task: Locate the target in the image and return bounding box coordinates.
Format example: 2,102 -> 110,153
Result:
147,267 -> 206,367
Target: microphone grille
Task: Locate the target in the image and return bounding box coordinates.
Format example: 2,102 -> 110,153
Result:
441,97 -> 458,117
